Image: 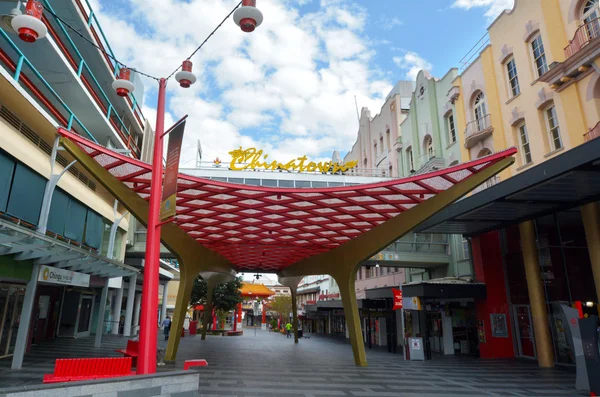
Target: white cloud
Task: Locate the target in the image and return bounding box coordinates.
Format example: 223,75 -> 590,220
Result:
452,0 -> 515,21
393,52 -> 432,81
378,16 -> 403,31
90,0 -> 391,165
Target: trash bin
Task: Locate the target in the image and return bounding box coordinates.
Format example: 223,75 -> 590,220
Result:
189,321 -> 198,335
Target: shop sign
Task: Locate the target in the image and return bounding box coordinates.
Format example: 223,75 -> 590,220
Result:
370,252 -> 400,261
160,120 -> 186,220
392,288 -> 403,310
490,313 -> 508,338
402,296 -> 421,310
38,265 -> 90,287
477,319 -> 486,343
228,147 -> 358,173
319,293 -> 340,300
306,300 -> 316,305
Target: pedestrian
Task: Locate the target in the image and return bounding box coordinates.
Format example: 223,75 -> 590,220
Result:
285,321 -> 292,338
162,316 -> 172,340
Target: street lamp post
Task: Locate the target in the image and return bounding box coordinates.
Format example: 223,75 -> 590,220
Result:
13,0 -> 263,375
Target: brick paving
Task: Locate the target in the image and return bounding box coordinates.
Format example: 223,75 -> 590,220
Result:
0,328 -> 585,396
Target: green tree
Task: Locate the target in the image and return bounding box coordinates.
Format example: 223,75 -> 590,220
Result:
267,295 -> 292,322
190,276 -> 243,312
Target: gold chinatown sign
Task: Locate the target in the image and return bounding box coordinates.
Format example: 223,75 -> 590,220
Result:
228,147 -> 358,173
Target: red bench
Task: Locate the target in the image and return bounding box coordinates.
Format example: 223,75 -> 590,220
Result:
184,359 -> 208,370
43,357 -> 134,383
115,340 -> 139,367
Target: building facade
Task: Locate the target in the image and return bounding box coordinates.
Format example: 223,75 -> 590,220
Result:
412,0 -> 600,372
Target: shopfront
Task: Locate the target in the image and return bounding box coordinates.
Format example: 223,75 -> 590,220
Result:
0,284 -> 25,359
415,138 -> 600,367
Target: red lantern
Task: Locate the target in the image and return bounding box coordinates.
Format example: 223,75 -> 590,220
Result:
175,60 -> 197,88
233,0 -> 263,33
111,68 -> 135,97
11,0 -> 47,43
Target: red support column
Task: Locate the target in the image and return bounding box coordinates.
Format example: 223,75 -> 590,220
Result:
137,78 -> 167,375
212,309 -> 217,330
237,303 -> 243,329
261,301 -> 267,330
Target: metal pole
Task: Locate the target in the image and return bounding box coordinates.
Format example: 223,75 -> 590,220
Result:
123,274 -> 138,337
137,77 -> 166,375
11,264 -> 40,369
111,285 -> 124,335
161,282 -> 169,325
94,278 -> 110,347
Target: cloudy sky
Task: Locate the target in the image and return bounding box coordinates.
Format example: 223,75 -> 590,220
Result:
89,0 -> 514,167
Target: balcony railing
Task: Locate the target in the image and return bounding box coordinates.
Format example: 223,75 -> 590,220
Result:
464,114 -> 493,149
565,18 -> 600,59
584,121 -> 600,142
370,234 -> 450,261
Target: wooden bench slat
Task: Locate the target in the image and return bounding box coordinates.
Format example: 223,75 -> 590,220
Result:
43,357 -> 134,384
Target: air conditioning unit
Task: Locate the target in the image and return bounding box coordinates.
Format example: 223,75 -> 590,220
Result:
126,239 -> 133,247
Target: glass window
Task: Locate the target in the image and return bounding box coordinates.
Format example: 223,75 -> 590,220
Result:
278,180 -> 294,188
47,188 -> 69,235
583,0 -> 600,40
312,181 -> 327,188
425,137 -> 434,159
0,152 -> 15,212
244,178 -> 260,186
473,92 -> 487,132
506,58 -> 520,97
518,123 -> 532,164
407,147 -> 414,171
545,105 -> 562,151
531,35 -> 548,77
447,114 -> 456,144
462,238 -> 469,259
295,181 -> 310,188
6,163 -> 46,225
261,179 -> 278,187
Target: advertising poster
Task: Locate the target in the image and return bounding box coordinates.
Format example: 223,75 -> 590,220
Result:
160,120 -> 186,221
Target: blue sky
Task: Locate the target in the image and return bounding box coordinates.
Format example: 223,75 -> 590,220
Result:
91,0 -> 513,166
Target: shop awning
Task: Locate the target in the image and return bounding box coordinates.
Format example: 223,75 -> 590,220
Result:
402,278 -> 486,299
416,138 -> 600,236
298,286 -> 320,294
0,216 -> 138,278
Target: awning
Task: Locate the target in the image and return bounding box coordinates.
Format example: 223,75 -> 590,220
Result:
0,217 -> 138,278
402,278 -> 486,299
298,286 -> 320,294
416,138 -> 600,236
365,286 -> 395,300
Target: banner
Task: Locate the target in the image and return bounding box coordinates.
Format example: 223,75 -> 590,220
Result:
160,120 -> 186,221
38,265 -> 90,287
392,288 -> 403,310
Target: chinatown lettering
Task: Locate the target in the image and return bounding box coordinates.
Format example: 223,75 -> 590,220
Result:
228,147 -> 358,174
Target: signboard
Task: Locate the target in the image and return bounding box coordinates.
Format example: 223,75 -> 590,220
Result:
38,265 -> 90,287
319,293 -> 340,300
490,313 -> 508,338
392,288 -> 403,310
160,120 -> 186,221
228,147 -> 358,173
402,296 -> 421,311
477,319 -> 486,343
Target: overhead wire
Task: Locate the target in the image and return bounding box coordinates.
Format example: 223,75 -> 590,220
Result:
165,1 -> 242,80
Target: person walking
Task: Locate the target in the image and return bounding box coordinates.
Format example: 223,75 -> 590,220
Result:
285,321 -> 292,338
162,316 -> 172,340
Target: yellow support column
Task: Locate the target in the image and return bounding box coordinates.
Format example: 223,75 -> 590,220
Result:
581,202 -> 600,302
165,271 -> 195,361
519,220 -> 555,368
279,276 -> 303,344
333,269 -> 367,367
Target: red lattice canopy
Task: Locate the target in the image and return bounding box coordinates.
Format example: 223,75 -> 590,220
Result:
58,129 -> 516,272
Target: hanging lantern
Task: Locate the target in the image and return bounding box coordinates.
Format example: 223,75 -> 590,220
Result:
233,0 -> 263,33
11,0 -> 47,43
175,60 -> 197,88
111,67 -> 135,97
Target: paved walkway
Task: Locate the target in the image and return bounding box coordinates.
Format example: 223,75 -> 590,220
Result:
168,328 -> 582,397
0,328 -> 584,396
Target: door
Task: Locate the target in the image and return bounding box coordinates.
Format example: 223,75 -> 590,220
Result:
514,305 -> 536,358
76,296 -> 93,336
0,285 -> 25,358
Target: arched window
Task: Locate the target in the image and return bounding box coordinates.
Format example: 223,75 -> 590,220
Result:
380,135 -> 384,152
425,136 -> 434,159
473,92 -> 487,132
582,0 -> 600,40
477,148 -> 492,158
406,147 -> 414,172
388,164 -> 393,177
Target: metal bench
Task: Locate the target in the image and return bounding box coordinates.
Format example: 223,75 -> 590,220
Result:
184,359 -> 208,370
43,357 -> 134,383
115,340 -> 139,367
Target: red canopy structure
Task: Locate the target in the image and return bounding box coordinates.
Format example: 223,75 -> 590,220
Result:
57,127 -> 516,366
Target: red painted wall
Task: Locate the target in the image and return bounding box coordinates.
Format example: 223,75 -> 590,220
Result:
472,231 -> 515,359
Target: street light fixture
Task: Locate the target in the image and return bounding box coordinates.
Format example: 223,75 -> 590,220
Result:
13,0 -> 264,375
